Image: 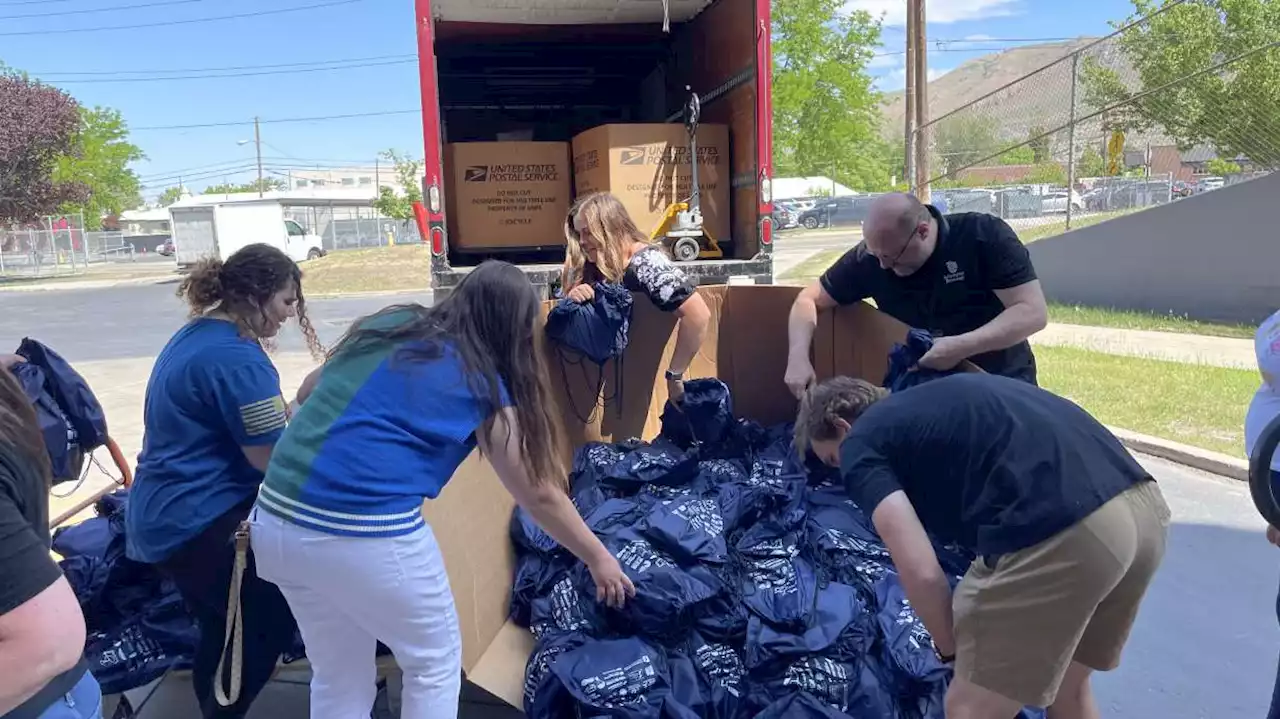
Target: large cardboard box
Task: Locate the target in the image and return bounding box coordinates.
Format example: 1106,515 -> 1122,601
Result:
571,123 -> 731,243
444,142 -> 572,250
420,288 -> 918,710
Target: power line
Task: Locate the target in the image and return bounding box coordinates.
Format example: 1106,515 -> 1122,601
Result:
31,53 -> 415,77
0,0 -> 368,37
45,58 -> 415,84
0,0 -> 202,20
132,109 -> 420,131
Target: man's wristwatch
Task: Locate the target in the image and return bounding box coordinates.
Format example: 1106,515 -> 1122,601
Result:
664,369 -> 684,381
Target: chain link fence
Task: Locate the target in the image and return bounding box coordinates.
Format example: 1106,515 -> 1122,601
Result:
0,214 -> 144,280
283,205 -> 422,251
910,0 -> 1279,241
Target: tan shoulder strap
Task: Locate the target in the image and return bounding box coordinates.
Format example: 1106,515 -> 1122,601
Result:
214,521 -> 250,707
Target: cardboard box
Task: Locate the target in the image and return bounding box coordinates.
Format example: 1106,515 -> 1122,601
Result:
571,123 -> 731,243
444,142 -> 572,250
420,288 -> 916,710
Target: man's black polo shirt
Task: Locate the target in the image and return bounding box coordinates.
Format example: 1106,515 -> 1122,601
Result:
840,373 -> 1151,557
819,205 -> 1039,384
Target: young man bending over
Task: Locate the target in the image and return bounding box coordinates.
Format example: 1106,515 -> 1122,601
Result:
795,373 -> 1169,718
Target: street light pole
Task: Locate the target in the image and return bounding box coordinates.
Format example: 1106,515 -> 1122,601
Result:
254,116 -> 264,198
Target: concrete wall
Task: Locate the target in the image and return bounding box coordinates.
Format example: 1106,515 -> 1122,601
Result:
1028,171 -> 1279,325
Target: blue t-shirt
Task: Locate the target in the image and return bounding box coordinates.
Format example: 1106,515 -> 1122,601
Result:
126,318 -> 288,563
258,326 -> 509,538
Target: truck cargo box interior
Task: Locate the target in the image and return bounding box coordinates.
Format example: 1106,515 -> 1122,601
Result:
433,0 -> 762,269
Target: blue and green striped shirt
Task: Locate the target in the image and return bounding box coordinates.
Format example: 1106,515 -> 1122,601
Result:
258,314 -> 508,537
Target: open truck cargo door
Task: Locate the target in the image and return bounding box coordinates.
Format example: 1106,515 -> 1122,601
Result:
417,0 -> 775,298
420,284 -> 917,710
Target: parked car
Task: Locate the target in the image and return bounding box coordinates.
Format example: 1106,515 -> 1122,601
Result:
1171,181 -> 1194,198
771,205 -> 794,231
1041,189 -> 1083,213
157,239 -> 175,257
795,195 -> 879,230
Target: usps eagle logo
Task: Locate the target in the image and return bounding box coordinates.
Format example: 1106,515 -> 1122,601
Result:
945,261 -> 958,274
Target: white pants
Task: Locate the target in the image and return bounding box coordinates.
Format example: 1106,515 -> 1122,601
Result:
250,507 -> 462,719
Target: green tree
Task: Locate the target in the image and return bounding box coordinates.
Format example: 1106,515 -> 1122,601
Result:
1080,0 -> 1280,165
370,149 -> 424,221
772,0 -> 890,191
998,145 -> 1035,165
934,114 -> 1003,174
202,178 -> 286,195
1026,162 -> 1068,185
53,107 -> 145,230
1027,125 -> 1052,163
1076,147 -> 1107,177
1204,157 -> 1242,175
157,186 -> 186,206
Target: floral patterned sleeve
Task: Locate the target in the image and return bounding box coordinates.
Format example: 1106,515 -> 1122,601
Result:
624,247 -> 696,312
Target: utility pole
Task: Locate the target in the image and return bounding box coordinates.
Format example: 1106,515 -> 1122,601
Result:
912,0 -> 931,203
254,116 -> 264,198
903,0 -> 917,194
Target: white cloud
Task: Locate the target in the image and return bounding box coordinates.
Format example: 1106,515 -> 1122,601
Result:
874,65 -> 952,92
845,0 -> 1021,27
961,33 -> 995,42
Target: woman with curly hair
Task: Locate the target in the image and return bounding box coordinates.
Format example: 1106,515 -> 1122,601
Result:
125,243 -> 323,718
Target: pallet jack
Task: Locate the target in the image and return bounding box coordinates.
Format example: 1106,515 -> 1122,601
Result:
650,87 -> 725,262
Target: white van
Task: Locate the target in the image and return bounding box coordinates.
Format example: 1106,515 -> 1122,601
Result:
168,195 -> 326,268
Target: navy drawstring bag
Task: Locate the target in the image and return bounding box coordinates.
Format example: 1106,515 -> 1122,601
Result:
751,690 -> 851,718
11,338 -> 108,483
544,636 -> 701,717
604,440 -> 701,492
641,494 -> 731,566
676,631 -> 746,718
545,281 -> 634,423
743,581 -> 872,674
607,530 -> 726,641
882,328 -> 965,392
660,378 -> 736,449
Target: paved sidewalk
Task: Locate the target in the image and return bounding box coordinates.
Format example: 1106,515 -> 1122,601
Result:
1032,322 -> 1256,369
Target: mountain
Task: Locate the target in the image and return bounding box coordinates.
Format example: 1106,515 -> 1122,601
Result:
879,37 -> 1170,149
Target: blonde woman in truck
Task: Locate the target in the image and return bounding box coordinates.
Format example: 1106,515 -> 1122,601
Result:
250,260 -> 635,719
560,191 -> 712,403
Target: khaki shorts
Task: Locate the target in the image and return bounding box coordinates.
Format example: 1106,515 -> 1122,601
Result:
952,479 -> 1171,708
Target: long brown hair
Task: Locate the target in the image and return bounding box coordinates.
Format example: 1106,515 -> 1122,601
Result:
177,243 -> 324,360
561,191 -> 657,289
0,366 -> 53,488
329,260 -> 567,486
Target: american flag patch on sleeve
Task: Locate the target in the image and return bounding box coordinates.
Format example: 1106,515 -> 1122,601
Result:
240,396 -> 288,437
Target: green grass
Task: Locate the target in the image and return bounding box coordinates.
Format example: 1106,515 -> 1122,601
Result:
778,248 -> 1254,340
1036,345 -> 1257,457
1047,303 -> 1254,339
777,248 -> 843,285
301,245 -> 431,296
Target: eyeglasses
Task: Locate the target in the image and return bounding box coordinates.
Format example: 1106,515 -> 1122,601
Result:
874,225 -> 920,269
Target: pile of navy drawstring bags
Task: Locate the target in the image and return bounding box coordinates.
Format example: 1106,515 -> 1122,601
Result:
528,296 -> 1045,717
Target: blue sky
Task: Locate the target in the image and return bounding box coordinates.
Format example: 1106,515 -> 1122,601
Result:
1,0 -> 1140,201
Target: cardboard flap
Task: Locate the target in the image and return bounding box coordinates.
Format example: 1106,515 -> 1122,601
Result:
467,621 -> 537,708
419,451 -> 517,675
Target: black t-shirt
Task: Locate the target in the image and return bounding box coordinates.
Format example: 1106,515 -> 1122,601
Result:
819,205 -> 1039,384
582,246 -> 695,313
1,443 -> 87,719
840,373 -> 1151,557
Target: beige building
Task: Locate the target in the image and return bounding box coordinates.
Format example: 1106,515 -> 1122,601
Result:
289,166 -> 411,194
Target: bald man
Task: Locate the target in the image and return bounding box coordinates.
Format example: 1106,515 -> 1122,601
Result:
785,193 -> 1048,396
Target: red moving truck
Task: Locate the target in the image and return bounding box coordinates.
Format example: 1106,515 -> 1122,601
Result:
413,0 -> 776,298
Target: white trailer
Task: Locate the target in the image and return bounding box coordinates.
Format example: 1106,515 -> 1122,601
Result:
168,195 -> 326,268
